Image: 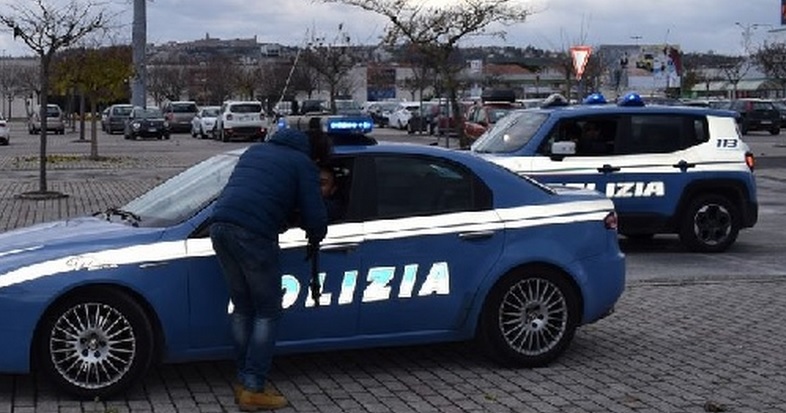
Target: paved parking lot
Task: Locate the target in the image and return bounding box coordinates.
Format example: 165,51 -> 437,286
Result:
0,127 -> 785,412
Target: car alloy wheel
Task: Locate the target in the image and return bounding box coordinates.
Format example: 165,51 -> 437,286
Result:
478,267 -> 579,367
37,288 -> 155,399
679,194 -> 739,253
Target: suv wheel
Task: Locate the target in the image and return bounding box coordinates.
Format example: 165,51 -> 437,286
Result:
679,194 -> 740,253
770,126 -> 780,135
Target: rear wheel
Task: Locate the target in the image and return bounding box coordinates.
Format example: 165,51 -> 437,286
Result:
36,287 -> 155,400
679,194 -> 740,253
477,267 -> 580,367
770,126 -> 779,135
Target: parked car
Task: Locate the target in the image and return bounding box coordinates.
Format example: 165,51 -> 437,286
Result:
102,104 -> 134,134
190,106 -> 221,139
123,106 -> 170,140
463,91 -> 519,144
162,101 -> 199,133
0,114 -> 625,399
772,100 -> 786,128
27,104 -> 65,135
364,101 -> 401,127
214,100 -> 268,142
727,98 -> 781,135
388,101 -> 421,129
0,115 -> 9,145
471,92 -> 758,253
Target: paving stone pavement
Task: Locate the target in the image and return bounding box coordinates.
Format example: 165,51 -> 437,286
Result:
0,130 -> 785,412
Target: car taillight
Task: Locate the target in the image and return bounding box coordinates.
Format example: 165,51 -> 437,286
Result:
745,151 -> 755,172
226,113 -> 233,121
604,211 -> 618,230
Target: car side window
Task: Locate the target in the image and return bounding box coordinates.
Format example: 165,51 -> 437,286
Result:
370,155 -> 479,220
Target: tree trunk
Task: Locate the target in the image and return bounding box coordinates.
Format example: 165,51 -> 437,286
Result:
38,56 -> 50,194
90,96 -> 99,160
79,91 -> 86,141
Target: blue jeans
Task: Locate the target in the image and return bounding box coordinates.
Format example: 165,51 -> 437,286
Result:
210,222 -> 282,392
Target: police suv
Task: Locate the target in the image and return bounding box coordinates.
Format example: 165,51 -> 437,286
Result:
471,93 -> 758,253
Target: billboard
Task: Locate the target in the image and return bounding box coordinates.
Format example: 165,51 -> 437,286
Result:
782,0 -> 786,26
597,44 -> 682,93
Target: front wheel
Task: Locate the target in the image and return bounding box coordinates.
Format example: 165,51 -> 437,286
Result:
678,194 -> 740,253
477,267 -> 579,367
36,287 -> 156,400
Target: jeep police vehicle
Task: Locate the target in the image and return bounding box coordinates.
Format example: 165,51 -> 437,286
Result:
471,92 -> 758,253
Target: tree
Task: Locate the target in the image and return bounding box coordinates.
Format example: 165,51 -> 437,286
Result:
147,65 -> 189,105
720,56 -> 751,99
52,45 -> 133,160
301,24 -> 360,114
753,42 -> 786,96
0,0 -> 110,198
322,0 -> 534,147
0,61 -> 25,119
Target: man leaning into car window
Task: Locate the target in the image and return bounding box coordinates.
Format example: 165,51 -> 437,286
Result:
209,128 -> 330,411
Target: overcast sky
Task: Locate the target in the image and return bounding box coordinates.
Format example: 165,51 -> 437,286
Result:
0,0 -> 783,58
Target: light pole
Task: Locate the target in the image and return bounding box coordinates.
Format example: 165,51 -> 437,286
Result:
735,22 -> 771,55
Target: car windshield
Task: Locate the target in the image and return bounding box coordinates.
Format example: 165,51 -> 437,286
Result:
114,106 -> 133,116
471,111 -> 548,153
487,107 -> 514,123
173,103 -> 197,113
201,108 -> 220,117
137,108 -> 163,118
335,100 -> 361,110
231,103 -> 262,113
122,152 -> 240,227
46,106 -> 60,117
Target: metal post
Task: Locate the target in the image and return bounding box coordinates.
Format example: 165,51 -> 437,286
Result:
131,0 -> 147,108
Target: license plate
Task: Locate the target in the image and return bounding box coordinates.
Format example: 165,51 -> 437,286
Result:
761,121 -> 771,125
149,128 -> 157,132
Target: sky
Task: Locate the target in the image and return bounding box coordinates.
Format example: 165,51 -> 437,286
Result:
0,0 -> 784,58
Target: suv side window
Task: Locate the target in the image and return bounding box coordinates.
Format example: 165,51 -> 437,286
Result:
618,115 -> 708,154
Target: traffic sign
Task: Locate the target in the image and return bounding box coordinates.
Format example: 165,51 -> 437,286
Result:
570,46 -> 592,80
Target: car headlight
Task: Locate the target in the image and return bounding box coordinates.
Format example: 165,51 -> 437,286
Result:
131,122 -> 141,130
164,121 -> 170,128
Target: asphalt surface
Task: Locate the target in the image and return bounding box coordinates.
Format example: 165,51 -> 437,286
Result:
0,126 -> 785,412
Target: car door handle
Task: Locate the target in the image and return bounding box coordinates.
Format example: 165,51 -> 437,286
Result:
673,160 -> 696,171
459,230 -> 495,240
597,164 -> 621,173
320,242 -> 359,253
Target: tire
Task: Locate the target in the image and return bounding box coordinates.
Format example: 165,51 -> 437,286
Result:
770,126 -> 779,135
678,194 -> 740,253
36,287 -> 155,400
477,266 -> 580,367
221,129 -> 228,142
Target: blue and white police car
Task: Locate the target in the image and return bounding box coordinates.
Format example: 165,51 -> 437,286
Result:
471,93 -> 758,253
0,116 -> 625,399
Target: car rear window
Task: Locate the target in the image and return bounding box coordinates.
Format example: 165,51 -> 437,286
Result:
46,106 -> 61,117
230,103 -> 262,113
172,103 -> 198,113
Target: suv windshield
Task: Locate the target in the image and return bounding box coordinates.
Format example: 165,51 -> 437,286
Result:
471,111 -> 548,153
136,108 -> 163,118
230,103 -> 262,113
46,106 -> 61,117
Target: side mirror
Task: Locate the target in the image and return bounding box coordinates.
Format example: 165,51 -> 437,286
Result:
552,141 -> 576,155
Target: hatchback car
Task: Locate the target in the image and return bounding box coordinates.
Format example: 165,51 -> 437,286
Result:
0,115 -> 625,399
727,98 -> 781,135
102,104 -> 134,134
123,106 -> 170,140
0,115 -> 9,145
162,101 -> 199,133
27,104 -> 65,135
191,106 -> 221,139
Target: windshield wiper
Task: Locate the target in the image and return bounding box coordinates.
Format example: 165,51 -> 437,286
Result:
93,207 -> 141,226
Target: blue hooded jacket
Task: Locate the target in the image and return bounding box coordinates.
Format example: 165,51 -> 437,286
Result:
212,129 -> 328,243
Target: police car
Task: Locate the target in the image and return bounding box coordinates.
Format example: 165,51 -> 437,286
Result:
471,93 -> 758,253
0,115 -> 625,399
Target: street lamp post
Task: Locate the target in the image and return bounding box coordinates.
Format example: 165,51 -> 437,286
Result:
735,22 -> 772,54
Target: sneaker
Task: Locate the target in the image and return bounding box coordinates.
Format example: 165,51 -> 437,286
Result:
236,388 -> 288,411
